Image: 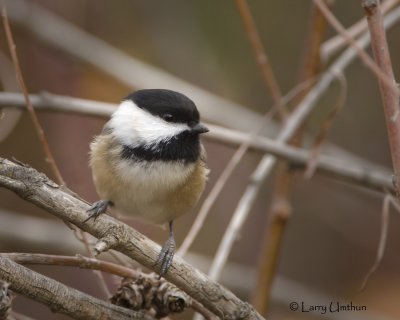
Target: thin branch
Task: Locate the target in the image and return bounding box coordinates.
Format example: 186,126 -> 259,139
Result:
0,50 -> 21,143
1,3 -> 64,186
0,91 -> 392,192
2,0 -> 398,178
2,253 -> 138,279
178,78 -> 313,257
313,0 -> 399,97
5,0 -> 398,183
7,0 -> 263,132
251,1 -> 330,314
0,158 -> 263,320
362,0 -> 400,190
1,3 -> 111,298
0,256 -> 148,320
320,0 -> 399,61
206,5 -> 400,282
0,91 -> 116,117
1,253 -> 215,319
79,231 -> 111,298
305,72 -> 347,179
359,193 -> 391,291
235,0 -> 287,120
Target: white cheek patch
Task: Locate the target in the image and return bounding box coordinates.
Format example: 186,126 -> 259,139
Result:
109,100 -> 189,147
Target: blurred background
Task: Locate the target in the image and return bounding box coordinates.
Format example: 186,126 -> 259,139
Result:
0,0 -> 400,319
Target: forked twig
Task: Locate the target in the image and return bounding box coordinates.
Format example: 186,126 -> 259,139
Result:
0,91 -> 393,192
314,0 -> 399,97
178,78 -> 314,257
1,253 -> 214,319
251,2 -> 330,314
0,256 -> 147,320
177,79 -> 314,256
206,5 -> 400,282
320,0 -> 399,60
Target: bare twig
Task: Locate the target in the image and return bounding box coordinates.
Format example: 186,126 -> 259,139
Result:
235,0 -> 287,120
0,256 -> 148,320
3,0 -> 399,177
178,79 -> 313,257
6,0 -> 399,180
305,72 -> 347,179
251,2 -> 330,314
320,0 -> 399,60
0,91 -> 392,191
1,253 -> 214,319
79,232 -> 111,298
0,91 -> 116,117
0,158 -> 263,320
206,5 -> 400,282
6,0 -> 263,132
314,0 -> 399,97
12,253 -> 208,319
1,3 -> 64,186
2,253 -> 138,279
362,0 -> 400,192
1,3 -> 112,298
359,194 -> 391,291
0,51 -> 21,143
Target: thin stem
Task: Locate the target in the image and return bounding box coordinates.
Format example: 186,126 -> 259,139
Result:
304,72 -> 347,178
1,4 -> 112,299
78,232 -> 111,297
206,4 -> 400,283
0,256 -> 147,320
0,91 -> 393,192
314,0 -> 399,97
178,78 -> 313,257
251,2 -> 329,314
321,0 -> 399,60
359,194 -> 391,291
1,253 -> 138,278
362,0 -> 400,185
1,253 -> 215,319
235,0 -> 287,120
1,4 -> 64,186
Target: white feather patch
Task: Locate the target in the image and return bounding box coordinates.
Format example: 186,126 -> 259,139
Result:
109,100 -> 189,147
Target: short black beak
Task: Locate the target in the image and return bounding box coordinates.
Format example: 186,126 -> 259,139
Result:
191,123 -> 209,134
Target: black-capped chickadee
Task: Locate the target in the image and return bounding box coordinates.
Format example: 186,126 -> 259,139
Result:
86,89 -> 209,277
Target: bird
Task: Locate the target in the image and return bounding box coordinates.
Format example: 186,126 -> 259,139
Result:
86,89 -> 209,277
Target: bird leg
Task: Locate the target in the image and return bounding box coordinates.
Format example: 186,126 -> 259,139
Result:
85,200 -> 113,222
155,220 -> 176,278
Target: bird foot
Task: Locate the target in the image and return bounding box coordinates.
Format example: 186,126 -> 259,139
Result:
155,236 -> 176,278
84,200 -> 112,222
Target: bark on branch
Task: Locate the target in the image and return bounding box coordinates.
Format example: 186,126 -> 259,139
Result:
0,158 -> 263,320
0,256 -> 146,320
362,0 -> 400,194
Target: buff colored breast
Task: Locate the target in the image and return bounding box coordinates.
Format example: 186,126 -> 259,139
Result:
89,134 -> 208,224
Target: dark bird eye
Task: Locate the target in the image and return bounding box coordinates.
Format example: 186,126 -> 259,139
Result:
162,113 -> 174,122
